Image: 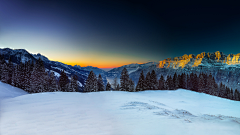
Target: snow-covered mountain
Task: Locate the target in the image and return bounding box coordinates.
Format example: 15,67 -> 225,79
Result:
107,51 -> 240,91
105,62 -> 158,83
73,65 -> 106,78
0,48 -> 107,90
1,81 -> 240,135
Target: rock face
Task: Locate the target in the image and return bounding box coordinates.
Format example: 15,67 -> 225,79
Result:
0,48 -> 107,91
107,51 -> 240,91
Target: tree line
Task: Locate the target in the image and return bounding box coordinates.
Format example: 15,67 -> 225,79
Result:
0,55 -> 78,93
85,67 -> 240,101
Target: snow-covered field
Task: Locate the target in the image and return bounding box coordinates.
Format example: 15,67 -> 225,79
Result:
1,82 -> 240,135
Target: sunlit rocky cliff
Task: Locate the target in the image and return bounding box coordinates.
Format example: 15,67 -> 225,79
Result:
107,51 -> 240,91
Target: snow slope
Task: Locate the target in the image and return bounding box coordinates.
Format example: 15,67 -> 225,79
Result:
0,81 -> 28,100
1,85 -> 240,135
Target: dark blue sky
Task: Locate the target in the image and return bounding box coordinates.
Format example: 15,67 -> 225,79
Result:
1,0 -> 240,68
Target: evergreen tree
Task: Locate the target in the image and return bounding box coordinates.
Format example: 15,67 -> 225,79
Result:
129,79 -> 135,92
1,63 -> 9,83
181,73 -> 187,89
97,74 -> 105,91
84,71 -> 97,92
219,82 -> 226,98
72,74 -> 79,92
144,72 -> 151,90
229,89 -> 233,100
29,58 -> 46,93
173,73 -> 179,90
203,73 -> 208,92
136,71 -> 145,91
178,74 -> 182,88
164,75 -> 170,90
23,62 -> 31,91
0,54 -> 5,80
49,72 -> 58,92
226,87 -> 230,99
112,77 -> 118,90
116,84 -> 120,91
120,68 -> 130,91
7,57 -> 13,85
150,70 -> 158,90
198,73 -> 205,93
59,70 -> 69,92
213,79 -> 219,96
206,73 -> 214,94
158,75 -> 165,90
43,71 -> 50,92
68,75 -> 78,92
192,73 -> 198,92
188,73 -> 194,90
234,89 -> 240,101
12,64 -> 20,88
169,76 -> 174,90
106,82 -> 111,91
18,62 -> 25,89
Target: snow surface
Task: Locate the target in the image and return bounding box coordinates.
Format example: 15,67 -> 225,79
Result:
0,82 -> 28,101
1,83 -> 240,135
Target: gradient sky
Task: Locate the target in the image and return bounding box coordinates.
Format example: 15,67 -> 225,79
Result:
1,0 -> 240,69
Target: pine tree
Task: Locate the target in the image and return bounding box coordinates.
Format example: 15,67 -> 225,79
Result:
23,62 -> 31,91
203,73 -> 208,92
49,72 -> 58,92
7,57 -> 13,85
178,74 -> 183,88
169,76 -> 174,90
181,73 -> 187,89
219,82 -> 226,98
136,71 -> 145,91
165,75 -> 170,90
226,87 -> 230,99
43,72 -> 50,92
129,79 -> 135,92
116,84 -> 120,91
144,72 -> 151,90
158,75 -> 165,90
234,89 -> 239,101
29,58 -> 46,93
68,75 -> 78,92
18,62 -> 25,89
150,70 -> 158,90
12,64 -> 20,88
112,77 -> 118,90
173,73 -> 179,90
213,79 -> 219,96
84,71 -> 97,92
106,82 -> 111,91
206,73 -> 214,94
192,73 -> 198,92
59,70 -> 69,92
187,73 -> 193,90
0,54 -> 5,80
120,68 -> 130,91
198,73 -> 205,93
1,63 -> 9,83
97,74 -> 104,91
72,74 -> 79,92
229,89 -> 233,100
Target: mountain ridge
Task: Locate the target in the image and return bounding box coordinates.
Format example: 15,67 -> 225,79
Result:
0,48 -> 107,91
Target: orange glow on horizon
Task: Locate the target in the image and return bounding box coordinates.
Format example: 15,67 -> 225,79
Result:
62,61 -> 145,69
